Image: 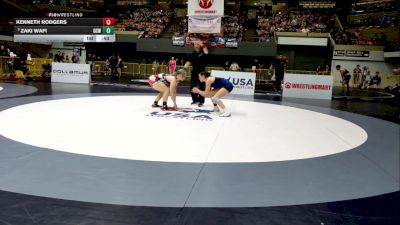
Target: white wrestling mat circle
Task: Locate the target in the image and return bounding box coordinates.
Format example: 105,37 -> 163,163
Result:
0,96 -> 368,163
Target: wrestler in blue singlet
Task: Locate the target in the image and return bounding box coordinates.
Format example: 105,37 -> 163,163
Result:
211,77 -> 234,92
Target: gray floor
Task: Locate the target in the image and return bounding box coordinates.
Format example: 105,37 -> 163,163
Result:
0,82 -> 38,98
0,93 -> 398,208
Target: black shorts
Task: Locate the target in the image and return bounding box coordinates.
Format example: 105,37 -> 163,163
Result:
344,74 -> 351,81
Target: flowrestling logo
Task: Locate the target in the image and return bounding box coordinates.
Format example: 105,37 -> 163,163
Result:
284,82 -> 331,90
147,108 -> 213,121
198,0 -> 213,9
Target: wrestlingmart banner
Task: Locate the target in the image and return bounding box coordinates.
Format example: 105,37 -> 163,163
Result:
282,74 -> 333,100
188,0 -> 224,17
188,17 -> 221,34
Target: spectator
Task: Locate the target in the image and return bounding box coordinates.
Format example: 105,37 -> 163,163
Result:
168,57 -> 176,74
71,53 -> 80,63
316,65 -> 321,74
230,62 -> 240,71
336,65 -> 351,94
152,59 -> 159,74
353,65 -> 362,88
273,55 -> 288,93
109,54 -> 118,81
0,45 -> 7,56
370,72 -> 382,88
362,70 -> 372,89
224,61 -> 230,71
117,55 -> 123,78
324,65 -> 330,75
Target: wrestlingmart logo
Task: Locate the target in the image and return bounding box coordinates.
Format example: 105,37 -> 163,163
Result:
147,108 -> 213,121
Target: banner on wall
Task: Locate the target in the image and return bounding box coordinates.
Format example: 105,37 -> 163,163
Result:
211,70 -> 256,95
332,48 -> 384,61
184,36 -> 225,48
172,36 -> 185,46
188,0 -> 224,17
283,74 -> 333,100
334,50 -> 370,57
51,62 -> 91,84
188,17 -> 221,34
225,38 -> 238,48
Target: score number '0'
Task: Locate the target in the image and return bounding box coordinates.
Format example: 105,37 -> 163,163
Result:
102,18 -> 115,26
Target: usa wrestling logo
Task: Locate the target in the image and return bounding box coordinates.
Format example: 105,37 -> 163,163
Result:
147,108 -> 213,121
198,0 -> 213,9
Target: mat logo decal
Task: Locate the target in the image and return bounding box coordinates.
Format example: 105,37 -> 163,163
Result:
284,82 -> 291,89
147,108 -> 213,121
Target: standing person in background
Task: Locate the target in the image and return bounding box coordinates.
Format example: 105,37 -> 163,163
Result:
316,65 -> 321,75
360,66 -> 369,89
229,62 -> 240,71
185,42 -> 209,107
109,54 -> 118,82
324,65 -> 330,75
352,65 -> 362,88
224,61 -> 230,71
71,52 -> 79,63
117,55 -> 123,79
152,59 -> 159,74
273,54 -> 288,93
169,57 -> 177,74
336,65 -> 351,95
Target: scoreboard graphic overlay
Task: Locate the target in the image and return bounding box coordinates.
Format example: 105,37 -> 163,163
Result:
14,18 -> 115,43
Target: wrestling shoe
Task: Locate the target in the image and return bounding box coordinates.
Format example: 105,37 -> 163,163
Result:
161,105 -> 168,111
198,102 -> 204,107
152,103 -> 161,107
219,111 -> 231,117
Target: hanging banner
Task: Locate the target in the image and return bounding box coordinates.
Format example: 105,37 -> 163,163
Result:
188,17 -> 221,34
184,36 -> 225,48
188,0 -> 224,17
333,50 -> 370,57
